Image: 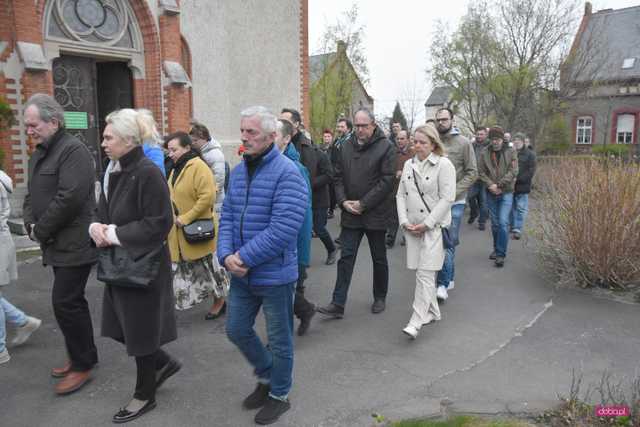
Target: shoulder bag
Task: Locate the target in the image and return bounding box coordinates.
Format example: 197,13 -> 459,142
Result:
97,244 -> 164,289
173,202 -> 215,244
411,168 -> 455,250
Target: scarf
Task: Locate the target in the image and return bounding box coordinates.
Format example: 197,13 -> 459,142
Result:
171,150 -> 200,186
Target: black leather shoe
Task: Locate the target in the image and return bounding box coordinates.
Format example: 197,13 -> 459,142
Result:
243,383 -> 270,410
297,307 -> 316,336
112,400 -> 157,424
156,359 -> 181,389
254,396 -> 291,425
325,250 -> 338,265
371,299 -> 386,314
204,302 -> 227,320
467,214 -> 478,224
317,303 -> 344,319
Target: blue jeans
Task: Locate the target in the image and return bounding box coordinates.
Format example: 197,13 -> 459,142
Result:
510,193 -> 529,232
332,228 -> 388,307
226,279 -> 295,398
486,192 -> 514,258
0,296 -> 27,352
467,181 -> 488,225
436,204 -> 465,288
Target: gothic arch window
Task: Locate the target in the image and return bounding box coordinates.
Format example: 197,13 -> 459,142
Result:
44,0 -> 142,51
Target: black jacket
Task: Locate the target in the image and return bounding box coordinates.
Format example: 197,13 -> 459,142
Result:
292,132 -> 333,209
514,147 -> 537,194
23,129 -> 97,267
97,146 -> 177,356
335,126 -> 396,230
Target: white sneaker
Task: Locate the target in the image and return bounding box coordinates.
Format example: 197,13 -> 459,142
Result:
436,286 -> 448,301
0,348 -> 10,364
11,316 -> 41,346
402,325 -> 419,339
448,281 -> 455,290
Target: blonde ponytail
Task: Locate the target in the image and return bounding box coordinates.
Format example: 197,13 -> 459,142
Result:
105,108 -> 161,146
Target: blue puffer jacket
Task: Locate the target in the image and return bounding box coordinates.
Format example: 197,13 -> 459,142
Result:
217,145 -> 308,286
284,143 -> 312,267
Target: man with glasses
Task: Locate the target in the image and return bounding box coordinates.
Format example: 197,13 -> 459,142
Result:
434,108 -> 477,301
318,108 -> 396,318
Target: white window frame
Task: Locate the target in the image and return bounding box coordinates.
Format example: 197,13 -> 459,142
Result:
576,116 -> 593,145
616,114 -> 635,145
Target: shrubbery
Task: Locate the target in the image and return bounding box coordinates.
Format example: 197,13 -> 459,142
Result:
531,156 -> 640,291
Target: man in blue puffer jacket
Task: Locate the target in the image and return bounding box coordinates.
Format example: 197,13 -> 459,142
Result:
218,106 -> 308,425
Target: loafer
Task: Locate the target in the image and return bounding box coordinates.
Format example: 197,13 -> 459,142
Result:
255,396 -> 291,425
325,250 -> 338,265
204,302 -> 226,320
11,316 -> 41,346
297,307 -> 316,336
55,369 -> 92,395
112,399 -> 157,424
317,303 -> 344,319
371,299 -> 386,314
156,359 -> 182,389
51,361 -> 72,378
243,383 -> 270,410
402,325 -> 419,339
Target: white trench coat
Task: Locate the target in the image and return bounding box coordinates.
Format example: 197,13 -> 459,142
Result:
396,153 -> 456,271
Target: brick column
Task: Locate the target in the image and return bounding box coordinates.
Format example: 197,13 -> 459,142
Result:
159,10 -> 190,133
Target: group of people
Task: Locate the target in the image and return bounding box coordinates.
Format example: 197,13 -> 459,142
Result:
0,93 -> 536,425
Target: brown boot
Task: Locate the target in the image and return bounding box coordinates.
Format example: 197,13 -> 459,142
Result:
55,370 -> 92,395
51,361 -> 72,378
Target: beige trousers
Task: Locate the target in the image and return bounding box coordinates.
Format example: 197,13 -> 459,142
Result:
408,269 -> 441,329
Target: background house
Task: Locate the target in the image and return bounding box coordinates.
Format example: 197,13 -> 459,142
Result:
309,40 -> 373,142
562,2 -> 640,153
424,86 -> 452,123
0,0 -> 309,214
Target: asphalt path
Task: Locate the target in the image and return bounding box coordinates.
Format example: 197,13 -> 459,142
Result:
1,212 -> 638,426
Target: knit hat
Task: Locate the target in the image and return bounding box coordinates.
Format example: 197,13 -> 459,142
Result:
488,126 -> 505,140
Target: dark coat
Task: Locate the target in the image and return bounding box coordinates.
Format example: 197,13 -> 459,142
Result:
97,146 -> 177,357
292,132 -> 333,209
514,147 -> 537,194
23,129 -> 97,267
335,126 -> 396,230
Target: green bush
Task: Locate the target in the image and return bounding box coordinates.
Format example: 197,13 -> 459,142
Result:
591,144 -> 631,156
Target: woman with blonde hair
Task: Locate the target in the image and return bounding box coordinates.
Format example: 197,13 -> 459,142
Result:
90,108 -> 179,423
396,124 -> 456,339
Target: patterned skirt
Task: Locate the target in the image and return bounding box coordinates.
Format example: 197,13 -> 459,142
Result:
172,253 -> 230,311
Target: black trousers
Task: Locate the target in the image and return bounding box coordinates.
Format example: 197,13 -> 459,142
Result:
294,264 -> 314,318
386,199 -> 400,245
52,264 -> 98,371
312,208 -> 336,254
331,228 -> 389,307
134,349 -> 170,401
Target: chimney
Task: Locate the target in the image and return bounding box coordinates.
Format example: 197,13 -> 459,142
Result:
584,1 -> 592,15
336,40 -> 346,54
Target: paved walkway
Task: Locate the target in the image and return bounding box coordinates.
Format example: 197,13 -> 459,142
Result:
0,214 -> 638,426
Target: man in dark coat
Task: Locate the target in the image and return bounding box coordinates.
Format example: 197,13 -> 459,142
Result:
318,108 -> 396,317
510,133 -> 536,240
22,93 -> 98,395
281,108 -> 337,265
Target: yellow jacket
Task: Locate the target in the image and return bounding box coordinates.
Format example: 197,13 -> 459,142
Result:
168,156 -> 217,262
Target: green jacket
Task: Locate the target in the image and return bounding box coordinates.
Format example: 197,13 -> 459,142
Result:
440,129 -> 477,202
478,144 -> 519,193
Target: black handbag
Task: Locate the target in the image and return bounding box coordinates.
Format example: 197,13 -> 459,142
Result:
411,169 -> 456,250
173,203 -> 215,244
97,244 -> 164,288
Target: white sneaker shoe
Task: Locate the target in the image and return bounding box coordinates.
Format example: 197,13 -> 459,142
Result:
436,286 -> 448,301
402,325 -> 419,339
448,281 -> 455,290
11,316 -> 41,346
0,348 -> 10,364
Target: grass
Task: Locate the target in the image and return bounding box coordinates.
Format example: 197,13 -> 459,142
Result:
393,415 -> 537,427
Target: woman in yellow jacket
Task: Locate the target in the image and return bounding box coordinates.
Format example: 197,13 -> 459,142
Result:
166,132 -> 227,315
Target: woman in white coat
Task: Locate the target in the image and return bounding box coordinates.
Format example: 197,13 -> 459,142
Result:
396,124 -> 456,339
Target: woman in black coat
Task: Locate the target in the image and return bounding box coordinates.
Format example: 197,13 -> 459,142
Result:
89,108 -> 179,424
